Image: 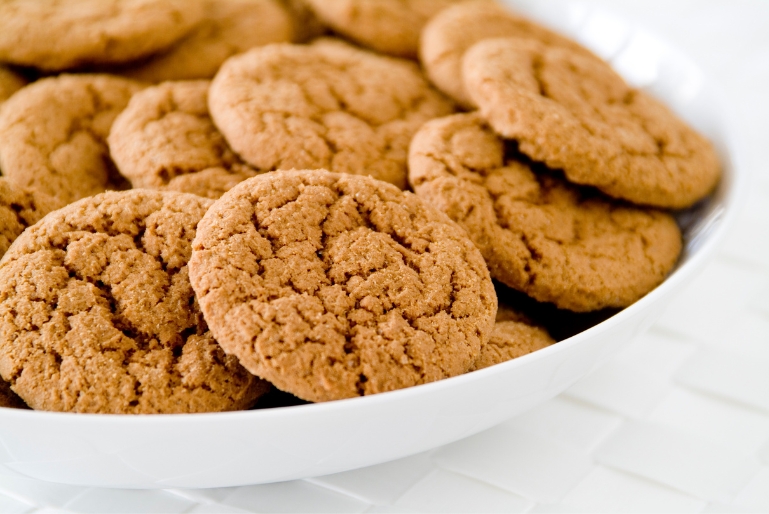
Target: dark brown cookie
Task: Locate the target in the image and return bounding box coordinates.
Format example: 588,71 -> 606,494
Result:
0,189 -> 269,414
463,37 -> 721,208
409,113 -> 683,311
208,41 -> 454,189
109,80 -> 260,199
420,0 -> 595,108
0,377 -> 28,409
0,177 -> 64,259
189,170 -> 497,402
0,0 -> 205,71
0,74 -> 144,204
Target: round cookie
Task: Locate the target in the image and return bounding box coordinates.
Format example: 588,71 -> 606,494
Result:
0,74 -> 144,205
120,0 -> 294,83
0,177 -> 64,259
0,190 -> 269,414
189,170 -> 497,402
463,38 -> 721,209
305,0 -> 462,58
409,113 -> 683,312
470,305 -> 554,371
208,41 -> 454,190
109,80 -> 261,199
420,0 -> 596,108
0,65 -> 26,104
0,0 -> 205,71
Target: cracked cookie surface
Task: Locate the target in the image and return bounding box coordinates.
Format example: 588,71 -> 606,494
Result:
305,0 -> 461,58
0,0 -> 205,71
0,178 -> 64,259
463,38 -> 721,208
0,189 -> 269,414
421,0 -> 595,108
0,74 -> 144,204
469,304 -> 554,371
409,113 -> 682,311
109,80 -> 261,199
208,41 -> 453,190
119,0 -> 293,82
189,170 -> 496,402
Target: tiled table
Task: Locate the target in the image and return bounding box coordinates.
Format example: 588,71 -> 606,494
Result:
2,1 -> 768,512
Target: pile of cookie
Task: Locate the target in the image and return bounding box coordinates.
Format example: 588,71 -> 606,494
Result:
0,0 -> 719,413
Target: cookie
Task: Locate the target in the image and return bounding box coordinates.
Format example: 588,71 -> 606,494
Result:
208,41 -> 454,190
305,0 -> 462,58
469,304 -> 554,371
463,38 -> 721,209
0,189 -> 269,413
420,0 -> 596,108
0,177 -> 64,259
119,0 -> 294,83
279,0 -> 328,43
189,170 -> 497,402
409,113 -> 682,311
0,0 -> 205,71
0,74 -> 144,204
0,65 -> 26,104
109,81 -> 260,199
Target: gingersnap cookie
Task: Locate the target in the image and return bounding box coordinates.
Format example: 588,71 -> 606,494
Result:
421,0 -> 596,108
208,41 -> 453,190
0,65 -> 26,104
0,0 -> 205,71
409,113 -> 682,312
305,0 -> 462,58
109,81 -> 261,199
279,0 -> 328,43
0,189 -> 269,414
119,0 -> 293,83
0,74 -> 143,205
463,38 -> 721,209
189,170 -> 497,403
470,304 -> 554,371
0,178 -> 64,259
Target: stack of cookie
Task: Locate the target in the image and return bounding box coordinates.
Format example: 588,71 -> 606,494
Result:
0,0 -> 718,413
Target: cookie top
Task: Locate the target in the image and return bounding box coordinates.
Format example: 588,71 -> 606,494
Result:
305,0 -> 461,58
464,38 -> 721,209
0,74 -> 143,204
208,41 -> 453,190
420,0 -> 594,108
0,177 -> 64,259
409,113 -> 682,311
0,0 -> 205,71
120,0 -> 294,83
0,189 -> 269,413
109,80 -> 260,199
470,304 -> 554,371
189,170 -> 497,402
0,65 -> 26,104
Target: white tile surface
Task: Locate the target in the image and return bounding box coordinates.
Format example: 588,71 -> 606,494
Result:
559,466 -> 707,513
733,467 -> 769,511
0,493 -> 33,514
63,489 -> 195,513
432,425 -> 593,502
594,421 -> 762,503
221,481 -> 369,513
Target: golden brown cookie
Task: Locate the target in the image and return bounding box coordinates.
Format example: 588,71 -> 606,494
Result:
0,177 -> 63,259
119,0 -> 294,83
0,0 -> 205,71
189,170 -> 497,402
409,113 -> 682,312
109,81 -> 260,199
279,0 -> 328,43
0,189 -> 269,414
305,0 -> 462,58
463,38 -> 721,209
420,0 -> 595,108
470,304 -> 554,371
208,41 -> 453,190
0,74 -> 144,204
0,65 -> 26,104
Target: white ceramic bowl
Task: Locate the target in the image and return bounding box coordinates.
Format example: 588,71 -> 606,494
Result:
0,1 -> 745,489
